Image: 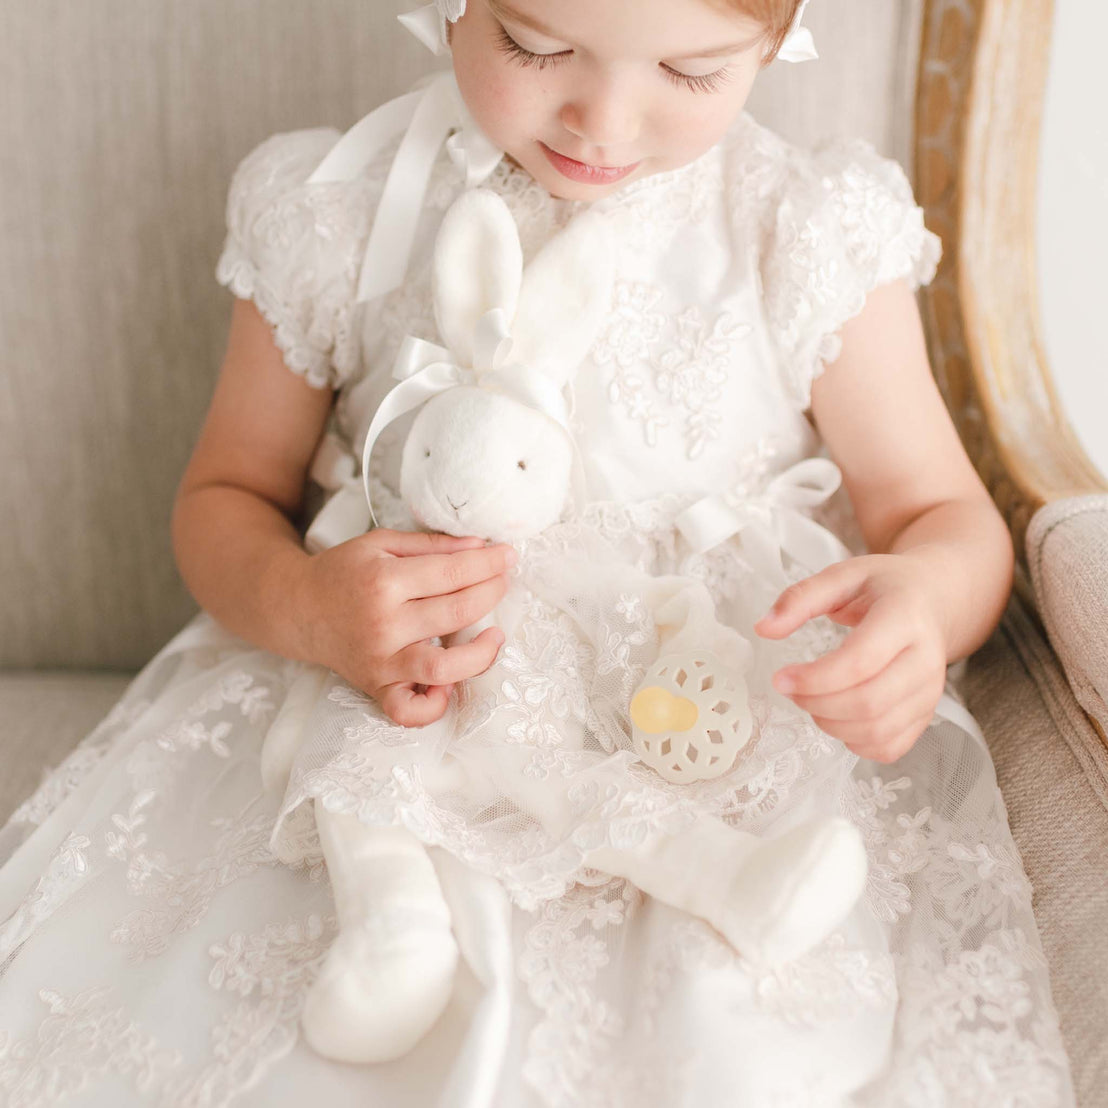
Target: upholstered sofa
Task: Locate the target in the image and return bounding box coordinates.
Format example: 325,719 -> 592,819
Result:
2,1 -> 1104,1102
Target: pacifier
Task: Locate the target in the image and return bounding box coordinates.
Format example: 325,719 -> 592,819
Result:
630,652 -> 753,784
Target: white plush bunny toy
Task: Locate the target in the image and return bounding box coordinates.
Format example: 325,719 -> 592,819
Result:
262,189 -> 869,1067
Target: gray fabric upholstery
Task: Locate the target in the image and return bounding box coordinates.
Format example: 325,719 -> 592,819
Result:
0,671 -> 135,828
0,0 -> 916,669
963,591 -> 1108,1108
1027,495 -> 1108,735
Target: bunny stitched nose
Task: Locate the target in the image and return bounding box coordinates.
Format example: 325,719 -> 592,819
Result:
447,496 -> 468,512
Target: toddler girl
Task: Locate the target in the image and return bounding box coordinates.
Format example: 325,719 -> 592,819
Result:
0,0 -> 1073,1105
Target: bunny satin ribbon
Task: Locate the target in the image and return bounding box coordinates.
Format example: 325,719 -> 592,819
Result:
676,457 -> 850,586
307,66 -> 503,305
359,327 -> 575,527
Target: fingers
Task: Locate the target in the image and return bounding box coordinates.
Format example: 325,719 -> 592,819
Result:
787,645 -> 920,722
377,627 -> 507,727
404,574 -> 512,641
368,528 -> 488,559
771,597 -> 908,697
846,715 -> 932,764
395,627 -> 507,688
807,678 -> 936,745
401,544 -> 518,599
379,682 -> 454,729
754,561 -> 869,639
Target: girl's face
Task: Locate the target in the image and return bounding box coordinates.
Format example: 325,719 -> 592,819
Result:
450,0 -> 770,200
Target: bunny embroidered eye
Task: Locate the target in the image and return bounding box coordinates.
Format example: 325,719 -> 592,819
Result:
517,460 -> 527,471
424,447 -> 431,458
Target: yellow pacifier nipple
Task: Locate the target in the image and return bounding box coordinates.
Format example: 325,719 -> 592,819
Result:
630,686 -> 699,734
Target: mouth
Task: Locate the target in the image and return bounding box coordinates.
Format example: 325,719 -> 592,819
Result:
539,142 -> 641,185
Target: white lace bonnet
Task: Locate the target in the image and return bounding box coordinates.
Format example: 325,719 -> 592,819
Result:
407,0 -> 818,62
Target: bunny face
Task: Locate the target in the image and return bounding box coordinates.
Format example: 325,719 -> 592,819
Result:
400,386 -> 573,542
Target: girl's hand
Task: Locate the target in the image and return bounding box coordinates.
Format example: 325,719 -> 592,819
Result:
296,529 -> 517,728
753,553 -> 951,764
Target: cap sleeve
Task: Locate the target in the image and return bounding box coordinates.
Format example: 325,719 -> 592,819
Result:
215,129 -> 365,390
762,138 -> 942,409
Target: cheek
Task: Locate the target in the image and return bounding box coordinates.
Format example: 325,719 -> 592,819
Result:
654,76 -> 758,165
451,31 -> 549,150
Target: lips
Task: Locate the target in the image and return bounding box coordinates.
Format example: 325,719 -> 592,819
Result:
540,142 -> 640,185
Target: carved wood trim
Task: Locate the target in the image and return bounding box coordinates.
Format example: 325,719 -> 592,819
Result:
915,0 -> 1107,569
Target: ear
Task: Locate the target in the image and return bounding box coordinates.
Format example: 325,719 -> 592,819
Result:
509,210 -> 615,386
433,189 -> 523,367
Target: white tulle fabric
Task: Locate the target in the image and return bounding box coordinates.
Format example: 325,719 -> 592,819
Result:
0,108 -> 1073,1107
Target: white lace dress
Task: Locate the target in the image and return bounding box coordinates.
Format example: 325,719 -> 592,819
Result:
0,111 -> 1075,1107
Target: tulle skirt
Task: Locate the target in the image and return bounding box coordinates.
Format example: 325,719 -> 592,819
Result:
0,512 -> 1074,1107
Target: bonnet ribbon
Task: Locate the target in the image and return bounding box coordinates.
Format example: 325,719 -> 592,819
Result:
776,0 -> 819,63
306,20 -> 503,304
676,457 -> 849,587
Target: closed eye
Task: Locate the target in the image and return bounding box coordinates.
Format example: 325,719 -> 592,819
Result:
496,27 -> 572,69
660,64 -> 734,95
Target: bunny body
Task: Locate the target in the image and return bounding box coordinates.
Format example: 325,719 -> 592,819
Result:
266,189 -> 868,1066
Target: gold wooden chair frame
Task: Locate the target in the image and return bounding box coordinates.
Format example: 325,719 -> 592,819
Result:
916,0 -> 1107,574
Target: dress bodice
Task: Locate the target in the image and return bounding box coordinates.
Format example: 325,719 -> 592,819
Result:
215,104 -> 940,517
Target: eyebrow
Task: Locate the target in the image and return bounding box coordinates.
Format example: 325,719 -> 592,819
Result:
487,0 -> 764,59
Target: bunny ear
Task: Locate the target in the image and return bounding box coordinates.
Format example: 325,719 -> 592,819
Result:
509,210 -> 615,386
433,189 -> 523,368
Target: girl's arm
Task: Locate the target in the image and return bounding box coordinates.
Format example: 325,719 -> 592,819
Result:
754,279 -> 1014,762
172,298 -> 515,725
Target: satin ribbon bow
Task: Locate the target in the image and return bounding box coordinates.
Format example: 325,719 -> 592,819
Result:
676,457 -> 849,586
777,0 -> 819,63
358,311 -> 576,527
307,63 -> 503,305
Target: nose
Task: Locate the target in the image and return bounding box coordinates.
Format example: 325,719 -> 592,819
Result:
560,72 -> 640,154
447,495 -> 468,512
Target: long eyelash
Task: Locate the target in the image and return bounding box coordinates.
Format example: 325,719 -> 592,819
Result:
495,27 -> 571,70
660,65 -> 734,95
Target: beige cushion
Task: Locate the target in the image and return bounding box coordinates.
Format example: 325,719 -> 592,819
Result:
962,591 -> 1108,1106
1027,495 -> 1108,733
0,671 -> 135,828
0,0 -> 918,669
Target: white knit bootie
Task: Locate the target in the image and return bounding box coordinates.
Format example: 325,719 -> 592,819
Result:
301,806 -> 459,1064
588,814 -> 868,967
710,816 -> 869,966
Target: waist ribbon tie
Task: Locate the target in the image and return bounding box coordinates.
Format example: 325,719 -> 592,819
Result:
675,458 -> 851,585
676,457 -> 988,747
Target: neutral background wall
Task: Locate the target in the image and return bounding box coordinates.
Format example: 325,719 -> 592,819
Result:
1037,0 -> 1108,479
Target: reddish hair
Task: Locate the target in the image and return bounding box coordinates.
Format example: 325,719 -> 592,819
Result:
712,0 -> 805,64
